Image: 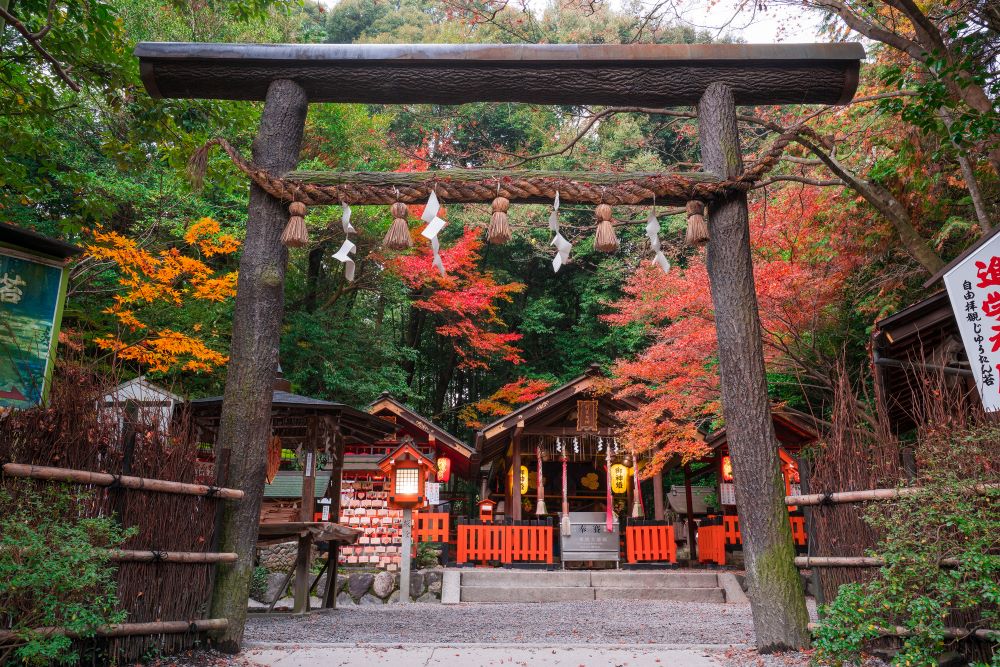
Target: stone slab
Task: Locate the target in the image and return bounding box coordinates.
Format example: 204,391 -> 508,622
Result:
593,587 -> 725,603
590,571 -> 718,588
440,570 -> 461,605
461,586 -> 596,603
241,643 -> 726,667
718,572 -> 749,604
460,570 -> 591,588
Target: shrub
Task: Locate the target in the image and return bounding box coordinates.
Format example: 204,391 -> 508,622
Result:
415,542 -> 441,569
0,483 -> 134,665
812,426 -> 1000,667
248,566 -> 270,602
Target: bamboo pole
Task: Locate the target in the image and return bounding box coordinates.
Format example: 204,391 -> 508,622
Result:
106,550 -> 238,563
795,556 -> 962,568
786,483 -> 1000,507
0,619 -> 229,643
807,622 -> 998,641
2,463 -> 244,500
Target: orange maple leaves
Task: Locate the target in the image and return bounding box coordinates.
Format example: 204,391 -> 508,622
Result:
87,218 -> 239,374
459,377 -> 554,428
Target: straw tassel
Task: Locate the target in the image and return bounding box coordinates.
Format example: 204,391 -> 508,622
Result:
487,196 -> 512,245
281,201 -> 309,248
535,444 -> 547,516
384,202 -> 413,250
594,203 -> 619,253
685,200 -> 709,246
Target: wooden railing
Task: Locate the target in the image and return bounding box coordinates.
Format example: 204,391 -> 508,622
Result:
625,521 -> 676,564
456,519 -> 553,565
697,523 -> 727,565
413,511 -> 450,544
723,514 -> 807,547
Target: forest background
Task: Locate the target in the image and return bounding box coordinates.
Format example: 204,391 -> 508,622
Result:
2,0 -> 997,467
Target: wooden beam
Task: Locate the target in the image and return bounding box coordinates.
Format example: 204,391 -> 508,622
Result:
787,483 -> 1000,506
1,463 -> 243,500
294,421 -> 317,614
135,42 -> 863,106
512,431 -> 522,521
107,550 -> 238,563
653,470 -> 665,521
521,427 -> 618,437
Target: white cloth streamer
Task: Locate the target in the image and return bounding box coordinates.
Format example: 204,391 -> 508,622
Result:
333,203 -> 357,281
549,192 -> 571,272
645,209 -> 670,274
420,191 -> 447,276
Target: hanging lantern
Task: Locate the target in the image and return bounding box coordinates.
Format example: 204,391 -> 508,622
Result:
487,196 -> 512,245
281,201 -> 309,247
685,200 -> 709,246
721,455 -> 734,481
509,464 -> 530,495
383,202 -> 413,250
594,203 -> 619,253
436,456 -> 452,483
609,463 -> 629,494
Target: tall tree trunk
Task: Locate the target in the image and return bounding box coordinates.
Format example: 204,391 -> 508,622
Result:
209,79 -> 308,653
304,242 -> 327,313
432,346 -> 457,417
698,82 -> 810,651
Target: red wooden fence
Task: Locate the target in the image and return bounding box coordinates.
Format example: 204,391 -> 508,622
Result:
625,523 -> 676,564
413,512 -> 450,543
697,524 -> 727,565
723,514 -> 807,547
456,521 -> 553,565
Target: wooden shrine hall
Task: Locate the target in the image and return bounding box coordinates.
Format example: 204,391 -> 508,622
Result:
188,372 -> 395,611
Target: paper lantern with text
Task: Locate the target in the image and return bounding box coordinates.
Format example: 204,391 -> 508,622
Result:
609,463 -> 629,494
508,464 -> 530,495
436,456 -> 452,483
377,443 -> 437,509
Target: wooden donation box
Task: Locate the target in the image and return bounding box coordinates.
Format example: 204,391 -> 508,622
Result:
560,511 -> 619,564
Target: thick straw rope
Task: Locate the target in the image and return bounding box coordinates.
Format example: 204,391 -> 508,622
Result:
188,127 -> 803,207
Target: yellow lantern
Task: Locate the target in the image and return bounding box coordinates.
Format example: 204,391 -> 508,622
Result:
610,463 -> 629,494
508,464 -> 529,495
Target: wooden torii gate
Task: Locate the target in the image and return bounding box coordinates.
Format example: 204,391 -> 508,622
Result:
135,41 -> 864,652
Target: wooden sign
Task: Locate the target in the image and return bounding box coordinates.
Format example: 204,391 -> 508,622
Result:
576,400 -> 598,431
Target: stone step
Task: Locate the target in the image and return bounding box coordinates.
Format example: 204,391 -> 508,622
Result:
593,587 -> 725,603
590,571 -> 718,589
460,570 -> 591,588
461,585 -> 596,603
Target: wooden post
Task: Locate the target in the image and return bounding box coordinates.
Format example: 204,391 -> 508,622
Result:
209,78 -> 308,652
400,508 -> 413,604
293,421 -> 317,614
697,81 -> 810,650
323,425 -> 343,609
511,431 -> 522,521
653,470 -> 665,521
683,465 -> 697,563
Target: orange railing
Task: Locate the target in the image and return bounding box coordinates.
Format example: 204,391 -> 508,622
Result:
722,514 -> 807,547
625,522 -> 676,564
456,520 -> 554,565
507,523 -> 554,564
697,523 -> 727,566
413,512 -> 450,543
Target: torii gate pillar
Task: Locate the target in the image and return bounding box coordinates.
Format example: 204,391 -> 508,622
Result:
698,82 -> 810,649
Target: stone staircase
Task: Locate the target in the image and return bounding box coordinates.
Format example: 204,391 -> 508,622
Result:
457,570 -> 727,603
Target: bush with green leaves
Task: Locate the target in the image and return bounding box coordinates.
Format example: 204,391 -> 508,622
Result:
0,483 -> 134,665
812,427 -> 999,667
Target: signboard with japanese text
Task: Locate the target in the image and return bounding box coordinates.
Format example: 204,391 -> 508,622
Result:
0,249 -> 66,409
944,240 -> 1000,411
559,511 -> 619,562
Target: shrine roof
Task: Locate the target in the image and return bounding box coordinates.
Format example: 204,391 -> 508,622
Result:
1,221 -> 82,260
368,393 -> 473,459
703,407 -> 821,451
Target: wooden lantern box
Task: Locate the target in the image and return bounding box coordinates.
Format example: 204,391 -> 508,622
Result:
377,442 -> 437,510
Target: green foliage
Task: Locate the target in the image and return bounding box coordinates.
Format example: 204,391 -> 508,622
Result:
414,542 -> 441,569
0,483 -> 134,665
248,566 -> 270,601
813,427 -> 1000,667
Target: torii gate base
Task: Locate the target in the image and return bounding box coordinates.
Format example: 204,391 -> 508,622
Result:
134,42 -> 862,653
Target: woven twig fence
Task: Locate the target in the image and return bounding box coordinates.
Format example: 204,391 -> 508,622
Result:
0,364 -> 227,663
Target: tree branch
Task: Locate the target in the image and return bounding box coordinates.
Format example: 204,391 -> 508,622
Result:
0,3 -> 81,92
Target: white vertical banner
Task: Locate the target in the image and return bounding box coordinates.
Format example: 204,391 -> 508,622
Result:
943,237 -> 1000,411
425,481 -> 440,506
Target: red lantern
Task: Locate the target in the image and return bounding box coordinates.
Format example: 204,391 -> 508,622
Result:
721,455 -> 734,481
436,456 -> 452,483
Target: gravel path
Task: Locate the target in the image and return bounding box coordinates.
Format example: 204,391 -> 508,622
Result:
245,600 -> 759,645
